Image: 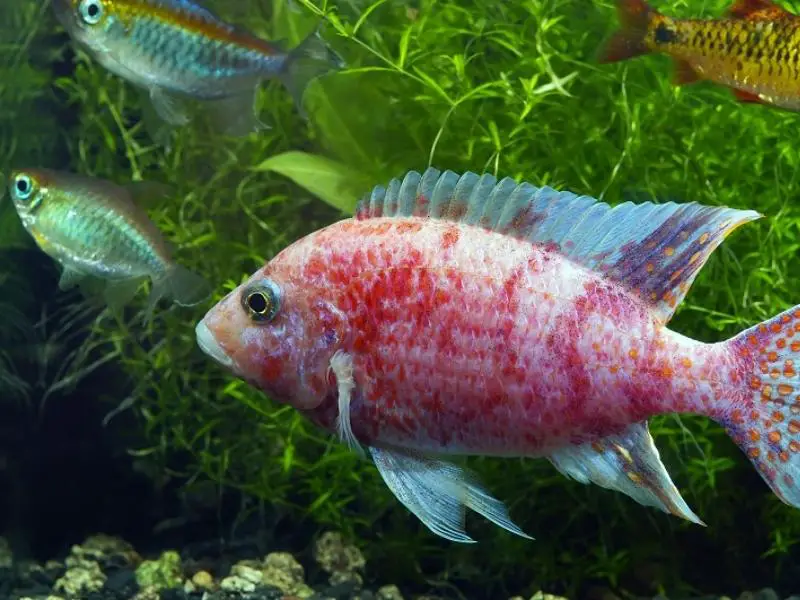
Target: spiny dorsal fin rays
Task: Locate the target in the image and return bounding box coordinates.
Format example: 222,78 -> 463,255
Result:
356,168 -> 762,324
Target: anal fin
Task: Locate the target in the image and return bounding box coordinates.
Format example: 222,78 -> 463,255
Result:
673,59 -> 701,85
204,89 -> 269,137
103,277 -> 145,313
149,86 -> 192,127
369,446 -> 532,543
733,88 -> 766,104
58,265 -> 85,291
548,421 -> 704,525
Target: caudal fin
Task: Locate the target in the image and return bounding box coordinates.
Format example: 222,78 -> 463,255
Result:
599,0 -> 657,63
722,305 -> 800,510
280,27 -> 345,117
145,263 -> 211,321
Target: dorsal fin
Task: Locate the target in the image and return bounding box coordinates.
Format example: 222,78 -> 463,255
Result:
727,0 -> 788,20
356,168 -> 762,323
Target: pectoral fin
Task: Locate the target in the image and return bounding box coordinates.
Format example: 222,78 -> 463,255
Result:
330,350 -> 361,455
548,421 -> 703,524
369,446 -> 532,543
58,266 -> 85,291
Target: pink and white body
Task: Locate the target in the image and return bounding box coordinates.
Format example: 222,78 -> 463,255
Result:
195,168 -> 800,542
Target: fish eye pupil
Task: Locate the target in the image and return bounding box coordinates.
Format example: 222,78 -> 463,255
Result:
248,292 -> 268,314
241,280 -> 281,323
79,0 -> 103,23
14,176 -> 32,200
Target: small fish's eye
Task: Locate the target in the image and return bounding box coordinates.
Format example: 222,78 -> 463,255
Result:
78,0 -> 103,25
241,279 -> 281,323
12,175 -> 33,201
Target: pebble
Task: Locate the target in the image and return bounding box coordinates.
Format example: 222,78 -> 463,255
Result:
313,532 -> 366,590
376,584 -> 404,600
134,550 -> 183,591
220,563 -> 262,593
261,552 -> 314,598
53,558 -> 106,596
530,593 -> 568,600
191,569 -> 215,590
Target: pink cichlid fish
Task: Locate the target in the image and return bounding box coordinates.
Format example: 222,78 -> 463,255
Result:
195,168 -> 800,542
52,0 -> 344,136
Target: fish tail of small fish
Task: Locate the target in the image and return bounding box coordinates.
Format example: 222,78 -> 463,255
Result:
598,0 -> 662,63
145,262 -> 211,319
716,304 -> 800,511
278,28 -> 345,118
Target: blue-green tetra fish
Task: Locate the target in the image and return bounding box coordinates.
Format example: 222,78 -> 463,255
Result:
7,168 -> 210,315
52,0 -> 345,135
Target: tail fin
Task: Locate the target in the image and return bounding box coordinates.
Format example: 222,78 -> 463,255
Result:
280,27 -> 345,118
721,305 -> 800,510
599,0 -> 657,63
146,263 -> 211,319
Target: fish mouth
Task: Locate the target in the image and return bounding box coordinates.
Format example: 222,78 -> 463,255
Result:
195,320 -> 235,369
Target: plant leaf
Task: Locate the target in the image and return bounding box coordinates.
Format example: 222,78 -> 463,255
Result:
254,151 -> 374,215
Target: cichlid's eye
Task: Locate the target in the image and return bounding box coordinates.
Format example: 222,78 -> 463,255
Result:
12,174 -> 34,201
78,0 -> 104,25
241,279 -> 281,323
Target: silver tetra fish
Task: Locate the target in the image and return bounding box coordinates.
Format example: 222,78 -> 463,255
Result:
53,0 -> 345,136
7,167 -> 210,316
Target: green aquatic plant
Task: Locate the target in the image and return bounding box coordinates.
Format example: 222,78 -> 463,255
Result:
8,0 -> 800,596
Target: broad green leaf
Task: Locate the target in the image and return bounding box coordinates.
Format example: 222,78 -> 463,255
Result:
271,0 -> 311,44
304,70 -> 413,184
254,150 -> 374,215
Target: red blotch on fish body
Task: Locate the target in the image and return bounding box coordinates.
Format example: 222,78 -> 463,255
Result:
396,221 -> 423,234
441,226 -> 460,250
282,216 -> 708,455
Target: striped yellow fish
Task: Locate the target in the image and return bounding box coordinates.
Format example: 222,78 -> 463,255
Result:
600,0 -> 800,109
